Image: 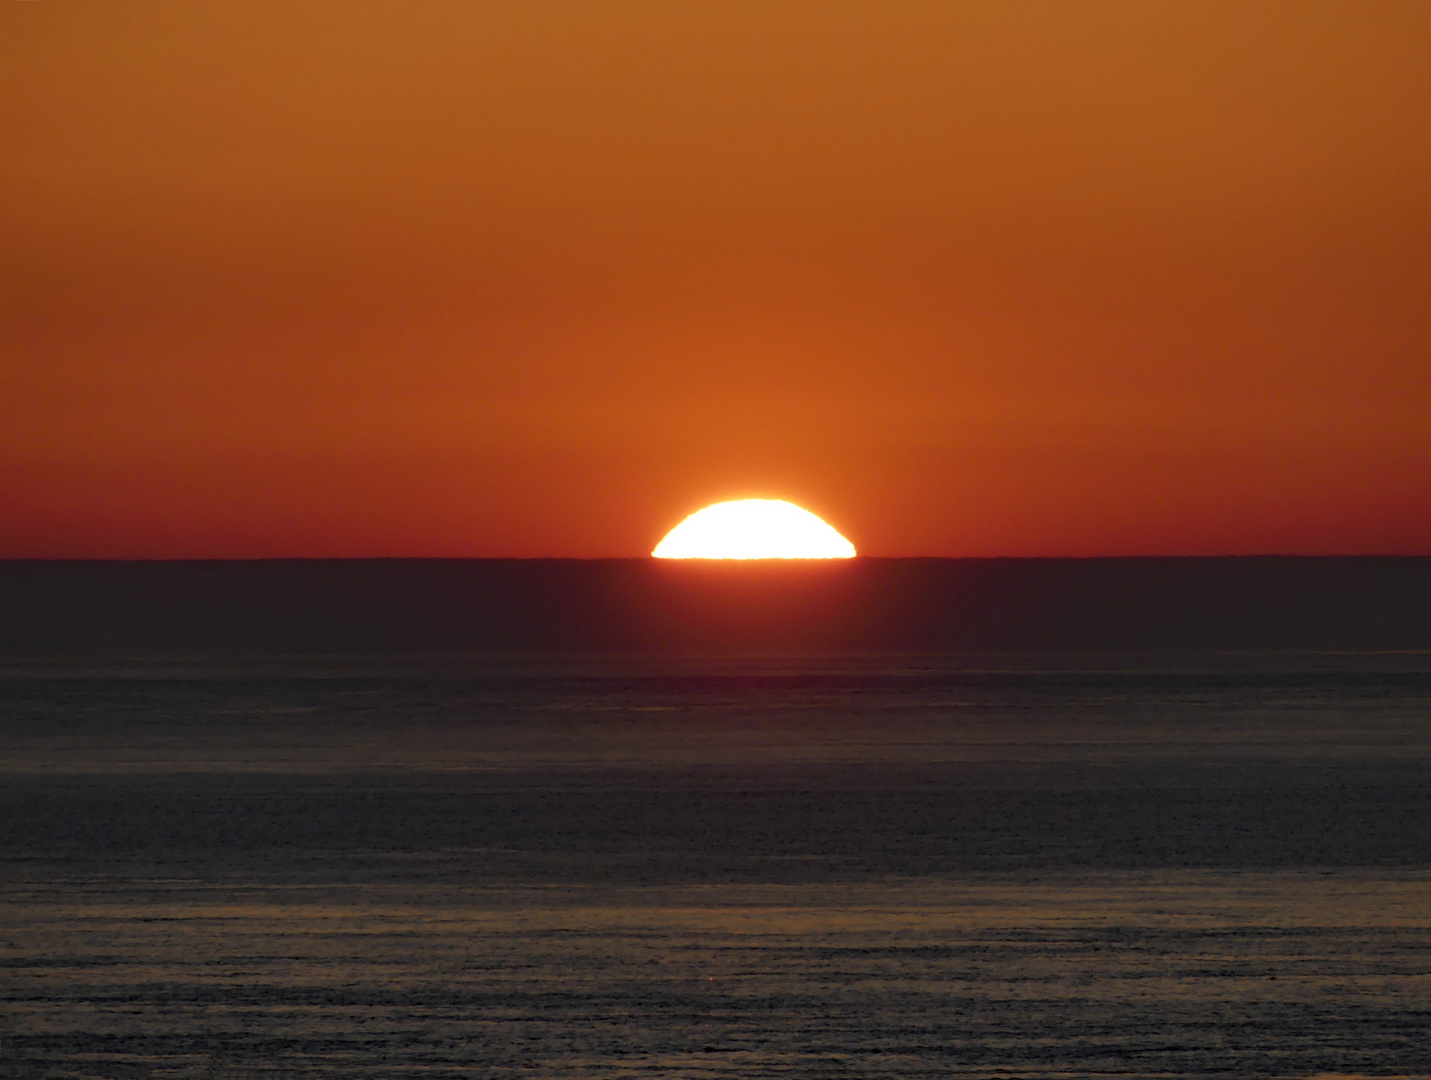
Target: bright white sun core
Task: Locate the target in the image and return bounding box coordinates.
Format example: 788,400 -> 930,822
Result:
652,499 -> 856,560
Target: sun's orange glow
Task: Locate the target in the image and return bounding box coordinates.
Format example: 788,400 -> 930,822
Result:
653,500 -> 856,560
3,4 -> 1429,558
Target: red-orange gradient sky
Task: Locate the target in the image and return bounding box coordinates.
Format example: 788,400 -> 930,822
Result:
3,1 -> 1429,557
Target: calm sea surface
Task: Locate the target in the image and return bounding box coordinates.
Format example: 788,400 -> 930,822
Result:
3,652 -> 1429,1078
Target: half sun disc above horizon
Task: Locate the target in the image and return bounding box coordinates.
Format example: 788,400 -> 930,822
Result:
652,499 -> 856,560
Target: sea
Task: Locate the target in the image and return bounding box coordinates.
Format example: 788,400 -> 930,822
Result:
3,650 -> 1429,1079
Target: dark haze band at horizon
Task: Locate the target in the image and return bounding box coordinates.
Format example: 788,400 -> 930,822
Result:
4,556 -> 1429,654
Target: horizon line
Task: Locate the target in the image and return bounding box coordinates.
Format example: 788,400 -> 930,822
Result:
4,553 -> 1431,564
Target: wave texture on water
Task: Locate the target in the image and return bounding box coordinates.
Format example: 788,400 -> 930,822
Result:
2,652 -> 1429,1078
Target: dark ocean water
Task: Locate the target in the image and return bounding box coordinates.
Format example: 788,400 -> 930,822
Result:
3,652 -> 1430,1078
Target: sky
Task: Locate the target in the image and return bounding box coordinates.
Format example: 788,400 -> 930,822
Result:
3,0 -> 1429,558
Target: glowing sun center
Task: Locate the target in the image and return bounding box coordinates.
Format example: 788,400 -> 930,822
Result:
652,499 -> 856,560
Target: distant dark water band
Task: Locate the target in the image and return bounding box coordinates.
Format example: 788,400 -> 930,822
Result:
4,556 -> 1430,652
6,668 -> 1431,691
7,767 -> 1431,878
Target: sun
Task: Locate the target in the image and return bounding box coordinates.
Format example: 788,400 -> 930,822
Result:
652,499 -> 856,559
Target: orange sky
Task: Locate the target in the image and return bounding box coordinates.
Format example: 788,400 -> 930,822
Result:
3,1 -> 1429,557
